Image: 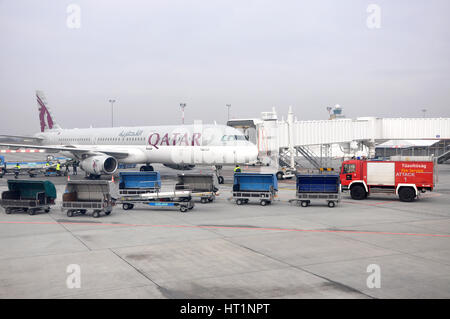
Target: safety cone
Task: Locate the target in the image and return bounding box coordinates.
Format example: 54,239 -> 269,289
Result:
111,175 -> 115,183
67,175 -> 70,181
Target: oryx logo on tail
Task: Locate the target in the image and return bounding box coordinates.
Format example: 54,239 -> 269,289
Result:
36,90 -> 60,132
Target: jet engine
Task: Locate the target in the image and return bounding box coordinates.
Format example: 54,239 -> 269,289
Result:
80,155 -> 118,175
163,164 -> 195,170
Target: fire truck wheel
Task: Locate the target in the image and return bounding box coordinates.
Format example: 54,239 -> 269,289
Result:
350,185 -> 366,200
399,187 -> 416,202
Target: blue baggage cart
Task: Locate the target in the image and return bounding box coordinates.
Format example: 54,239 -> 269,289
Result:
290,174 -> 341,208
118,171 -> 161,196
232,173 -> 278,206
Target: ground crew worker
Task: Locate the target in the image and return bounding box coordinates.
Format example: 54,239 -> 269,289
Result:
72,162 -> 78,175
234,165 -> 241,173
65,162 -> 70,175
56,161 -> 61,176
14,163 -> 20,179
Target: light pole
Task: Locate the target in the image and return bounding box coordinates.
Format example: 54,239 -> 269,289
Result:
180,103 -> 187,124
226,104 -> 231,121
421,108 -> 427,118
109,99 -> 116,127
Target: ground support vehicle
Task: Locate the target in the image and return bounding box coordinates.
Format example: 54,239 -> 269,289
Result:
118,171 -> 161,197
62,180 -> 114,218
232,173 -> 278,206
0,180 -> 56,215
118,190 -> 194,213
289,174 -> 341,208
175,173 -> 218,203
340,159 -> 436,202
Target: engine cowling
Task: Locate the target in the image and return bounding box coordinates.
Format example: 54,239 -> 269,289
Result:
80,155 -> 118,175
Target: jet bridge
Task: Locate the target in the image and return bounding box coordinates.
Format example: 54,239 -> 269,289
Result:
228,107 -> 450,175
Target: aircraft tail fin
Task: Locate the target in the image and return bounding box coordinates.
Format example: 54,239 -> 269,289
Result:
36,90 -> 61,132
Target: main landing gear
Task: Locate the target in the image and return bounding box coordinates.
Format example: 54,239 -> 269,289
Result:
140,164 -> 154,172
214,165 -> 225,184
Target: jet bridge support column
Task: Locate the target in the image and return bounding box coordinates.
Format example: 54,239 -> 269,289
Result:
287,106 -> 295,169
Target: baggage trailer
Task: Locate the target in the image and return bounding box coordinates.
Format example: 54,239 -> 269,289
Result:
289,174 -> 341,208
62,180 -> 114,218
340,159 -> 436,202
119,190 -> 194,213
0,180 -> 57,215
118,171 -> 161,196
232,173 -> 278,206
175,173 -> 218,203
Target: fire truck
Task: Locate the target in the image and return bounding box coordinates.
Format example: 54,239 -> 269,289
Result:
340,158 -> 436,202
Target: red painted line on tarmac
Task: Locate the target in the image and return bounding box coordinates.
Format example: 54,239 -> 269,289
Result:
0,220 -> 449,238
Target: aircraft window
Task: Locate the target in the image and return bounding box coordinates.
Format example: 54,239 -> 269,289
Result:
343,164 -> 356,174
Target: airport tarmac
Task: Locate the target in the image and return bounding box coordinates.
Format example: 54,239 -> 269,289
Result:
0,158 -> 449,299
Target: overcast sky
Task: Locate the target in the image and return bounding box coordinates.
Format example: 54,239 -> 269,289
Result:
0,0 -> 449,135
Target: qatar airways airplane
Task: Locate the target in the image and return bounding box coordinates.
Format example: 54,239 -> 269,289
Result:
0,91 -> 258,183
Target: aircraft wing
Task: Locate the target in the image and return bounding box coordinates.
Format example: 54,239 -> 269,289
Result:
0,135 -> 44,143
0,143 -> 130,159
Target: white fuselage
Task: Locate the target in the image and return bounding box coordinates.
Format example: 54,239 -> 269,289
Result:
34,124 -> 258,166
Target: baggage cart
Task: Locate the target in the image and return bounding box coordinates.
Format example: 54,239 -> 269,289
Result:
118,171 -> 161,196
119,190 -> 194,213
0,180 -> 57,215
175,173 -> 218,203
62,180 -> 114,218
232,173 -> 278,206
289,174 -> 341,208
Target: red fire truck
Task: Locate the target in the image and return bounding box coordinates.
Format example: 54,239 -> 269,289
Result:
340,159 -> 436,202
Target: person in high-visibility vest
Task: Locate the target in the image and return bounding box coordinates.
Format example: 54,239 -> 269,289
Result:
56,161 -> 61,176
14,163 -> 20,179
234,165 -> 242,173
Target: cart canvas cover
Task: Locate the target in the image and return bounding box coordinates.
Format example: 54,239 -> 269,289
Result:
7,180 -> 57,199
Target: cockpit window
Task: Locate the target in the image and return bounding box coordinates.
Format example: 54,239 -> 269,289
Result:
221,135 -> 246,142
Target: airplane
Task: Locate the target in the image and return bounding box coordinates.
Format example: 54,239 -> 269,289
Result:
0,91 -> 259,184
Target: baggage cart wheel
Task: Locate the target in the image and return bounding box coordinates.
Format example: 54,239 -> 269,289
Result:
180,206 -> 188,213
236,199 -> 243,205
201,198 -> 207,204
93,211 -> 100,218
328,201 -> 336,208
105,211 -> 111,216
260,200 -> 267,206
5,208 -> 11,214
80,209 -> 87,215
123,203 -> 134,210
29,209 -> 36,215
67,210 -> 74,217
300,201 -> 308,207
45,208 -> 50,213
